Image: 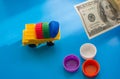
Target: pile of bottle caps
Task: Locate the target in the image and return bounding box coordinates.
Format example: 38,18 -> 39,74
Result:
35,21 -> 59,39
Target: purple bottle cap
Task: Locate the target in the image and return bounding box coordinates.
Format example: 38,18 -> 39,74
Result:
63,54 -> 80,72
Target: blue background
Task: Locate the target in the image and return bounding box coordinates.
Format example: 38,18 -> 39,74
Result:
0,0 -> 120,79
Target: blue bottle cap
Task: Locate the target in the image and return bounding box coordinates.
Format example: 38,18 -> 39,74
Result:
49,21 -> 59,38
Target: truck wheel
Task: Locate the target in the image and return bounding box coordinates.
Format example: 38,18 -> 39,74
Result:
28,44 -> 37,48
47,41 -> 54,46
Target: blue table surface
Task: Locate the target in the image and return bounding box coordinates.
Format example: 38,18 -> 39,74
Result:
0,0 -> 120,79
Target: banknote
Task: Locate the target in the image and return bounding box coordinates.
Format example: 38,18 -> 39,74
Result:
74,0 -> 120,39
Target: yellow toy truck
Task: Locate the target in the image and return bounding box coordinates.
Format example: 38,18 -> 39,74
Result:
22,21 -> 60,47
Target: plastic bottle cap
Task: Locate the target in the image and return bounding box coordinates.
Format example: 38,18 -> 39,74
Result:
49,21 -> 59,38
63,54 -> 80,72
42,22 -> 50,38
35,23 -> 44,39
82,59 -> 100,77
80,43 -> 97,60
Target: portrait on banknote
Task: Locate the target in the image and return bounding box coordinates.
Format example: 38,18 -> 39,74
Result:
99,0 -> 120,26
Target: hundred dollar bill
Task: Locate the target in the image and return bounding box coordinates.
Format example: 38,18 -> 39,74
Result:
74,0 -> 120,39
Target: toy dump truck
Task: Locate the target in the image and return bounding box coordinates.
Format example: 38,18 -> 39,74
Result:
22,21 -> 60,47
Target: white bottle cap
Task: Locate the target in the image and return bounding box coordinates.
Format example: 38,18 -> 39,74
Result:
80,43 -> 97,60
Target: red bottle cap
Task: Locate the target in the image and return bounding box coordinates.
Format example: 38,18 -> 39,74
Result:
35,23 -> 44,39
82,59 -> 100,78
